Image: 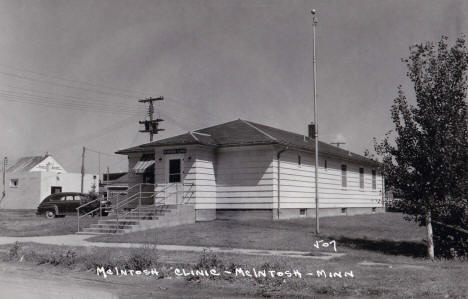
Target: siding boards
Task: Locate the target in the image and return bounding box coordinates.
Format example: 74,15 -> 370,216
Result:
215,148 -> 274,209
151,145 -> 383,211
194,147 -> 216,209
277,151 -> 382,209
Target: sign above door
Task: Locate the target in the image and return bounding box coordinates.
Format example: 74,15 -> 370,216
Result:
163,148 -> 187,155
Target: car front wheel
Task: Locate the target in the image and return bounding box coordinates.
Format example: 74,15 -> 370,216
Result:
45,210 -> 56,219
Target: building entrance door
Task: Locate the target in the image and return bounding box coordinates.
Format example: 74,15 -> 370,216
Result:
165,155 -> 184,205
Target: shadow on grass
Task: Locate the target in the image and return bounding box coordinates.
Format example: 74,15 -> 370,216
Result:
331,236 -> 427,258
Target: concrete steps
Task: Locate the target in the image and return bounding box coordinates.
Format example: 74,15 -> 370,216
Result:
77,204 -> 195,235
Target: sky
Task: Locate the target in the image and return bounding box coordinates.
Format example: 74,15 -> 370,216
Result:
0,0 -> 467,174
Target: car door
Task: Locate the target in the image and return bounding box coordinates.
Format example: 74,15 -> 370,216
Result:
53,195 -> 67,214
70,195 -> 82,213
61,195 -> 72,213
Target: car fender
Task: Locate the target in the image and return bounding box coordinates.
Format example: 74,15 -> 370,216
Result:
44,204 -> 59,215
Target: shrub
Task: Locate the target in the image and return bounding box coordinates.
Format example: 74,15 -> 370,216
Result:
80,245 -> 159,271
34,249 -> 77,268
8,242 -> 22,261
433,223 -> 468,259
124,245 -> 159,269
253,261 -> 286,289
196,249 -> 223,270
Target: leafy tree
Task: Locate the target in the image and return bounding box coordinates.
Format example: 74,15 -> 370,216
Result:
375,36 -> 468,259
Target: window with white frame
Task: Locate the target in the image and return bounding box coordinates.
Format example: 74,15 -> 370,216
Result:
359,168 -> 364,189
9,179 -> 18,187
341,164 -> 347,188
372,170 -> 377,190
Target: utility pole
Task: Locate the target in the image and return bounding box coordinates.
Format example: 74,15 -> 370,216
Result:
311,9 -> 320,234
139,97 -> 165,142
81,147 -> 85,193
2,157 -> 7,198
98,152 -> 101,186
331,142 -> 346,148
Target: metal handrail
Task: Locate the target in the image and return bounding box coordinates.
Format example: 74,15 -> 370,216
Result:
110,194 -> 155,220
76,196 -> 106,232
153,182 -> 195,205
76,182 -> 196,232
76,183 -> 155,232
77,197 -> 100,210
106,183 -> 155,227
78,206 -> 100,218
153,182 -> 194,196
111,192 -> 153,211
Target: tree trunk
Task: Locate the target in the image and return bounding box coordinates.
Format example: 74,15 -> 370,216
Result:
425,210 -> 435,260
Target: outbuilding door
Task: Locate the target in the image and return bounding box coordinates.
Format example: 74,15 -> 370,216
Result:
51,186 -> 62,194
165,155 -> 184,205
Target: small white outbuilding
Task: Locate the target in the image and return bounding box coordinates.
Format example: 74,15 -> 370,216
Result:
0,155 -> 98,210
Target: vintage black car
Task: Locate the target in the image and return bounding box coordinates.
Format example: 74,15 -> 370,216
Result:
36,192 -> 109,219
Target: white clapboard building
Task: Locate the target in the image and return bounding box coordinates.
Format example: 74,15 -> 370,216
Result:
0,155 -> 98,210
116,119 -> 384,221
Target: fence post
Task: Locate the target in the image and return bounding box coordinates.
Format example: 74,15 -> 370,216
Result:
77,209 -> 80,232
116,194 -> 119,227
139,184 -> 142,219
99,197 -> 102,222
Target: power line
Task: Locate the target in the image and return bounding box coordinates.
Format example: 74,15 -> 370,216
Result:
0,64 -> 221,122
0,93 -> 143,116
34,115 -> 136,155
0,70 -> 139,100
0,65 -> 220,125
0,63 -> 152,98
1,84 -> 143,110
0,89 -> 143,113
85,147 -> 121,157
0,85 -> 219,125
0,64 -> 228,136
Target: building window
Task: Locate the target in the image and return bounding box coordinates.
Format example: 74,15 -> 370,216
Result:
324,160 -> 328,170
359,168 -> 364,189
298,155 -> 301,166
169,159 -> 181,183
341,164 -> 347,188
372,170 -> 377,190
9,179 -> 18,188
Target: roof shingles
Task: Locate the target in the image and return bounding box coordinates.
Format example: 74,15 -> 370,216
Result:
116,119 -> 378,166
6,156 -> 47,173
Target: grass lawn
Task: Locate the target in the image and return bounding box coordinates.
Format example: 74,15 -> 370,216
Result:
0,210 -> 97,236
88,213 -> 428,257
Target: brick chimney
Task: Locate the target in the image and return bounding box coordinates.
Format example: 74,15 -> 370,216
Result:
308,122 -> 316,138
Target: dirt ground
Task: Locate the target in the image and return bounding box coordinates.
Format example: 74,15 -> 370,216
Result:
0,261 -> 254,299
